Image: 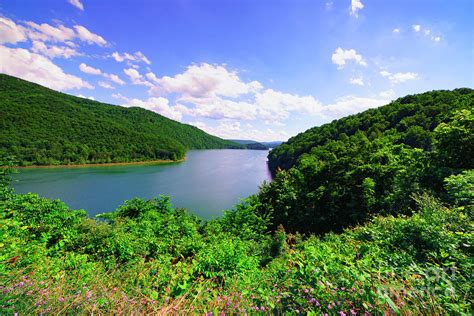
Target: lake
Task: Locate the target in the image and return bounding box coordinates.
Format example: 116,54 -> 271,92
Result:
11,149 -> 272,219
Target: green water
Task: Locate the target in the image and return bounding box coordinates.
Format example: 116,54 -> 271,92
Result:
11,150 -> 272,219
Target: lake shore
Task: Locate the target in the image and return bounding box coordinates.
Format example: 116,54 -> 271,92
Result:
12,158 -> 186,169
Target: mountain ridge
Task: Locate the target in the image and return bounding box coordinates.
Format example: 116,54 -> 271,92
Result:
0,74 -> 243,166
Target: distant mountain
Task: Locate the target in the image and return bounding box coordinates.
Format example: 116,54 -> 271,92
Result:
261,141 -> 283,148
228,139 -> 269,150
0,74 -> 243,166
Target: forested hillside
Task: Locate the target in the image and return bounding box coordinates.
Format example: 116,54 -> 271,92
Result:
262,88 -> 473,234
0,74 -> 242,166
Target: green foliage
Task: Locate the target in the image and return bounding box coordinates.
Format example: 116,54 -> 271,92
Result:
261,89 -> 473,234
444,170 -> 474,207
0,74 -> 243,166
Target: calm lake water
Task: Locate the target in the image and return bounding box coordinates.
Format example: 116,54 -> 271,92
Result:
12,150 -> 272,219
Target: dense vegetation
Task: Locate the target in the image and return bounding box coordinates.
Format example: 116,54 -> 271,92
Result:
1,88 -> 472,314
0,74 -> 242,166
264,88 -> 473,234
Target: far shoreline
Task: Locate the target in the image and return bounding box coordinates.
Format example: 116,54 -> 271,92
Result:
12,158 -> 186,169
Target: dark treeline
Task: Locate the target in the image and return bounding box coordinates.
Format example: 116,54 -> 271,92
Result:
0,74 -> 243,166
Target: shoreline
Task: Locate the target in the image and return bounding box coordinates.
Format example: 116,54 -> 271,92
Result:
12,158 -> 186,169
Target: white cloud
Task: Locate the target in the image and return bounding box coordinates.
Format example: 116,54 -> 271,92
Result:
379,89 -> 395,98
98,81 -> 115,89
73,25 -> 107,46
349,77 -> 364,86
331,47 -> 367,69
111,51 -> 151,65
78,94 -> 95,100
255,89 -> 323,119
392,28 -> 400,34
79,63 -> 125,85
433,36 -> 441,42
350,0 -> 364,17
0,17 -> 27,44
79,62 -> 102,75
21,20 -> 107,48
148,63 -> 262,98
68,0 -> 84,10
190,121 -> 289,142
412,24 -> 421,32
103,73 -> 125,85
25,21 -> 76,42
0,45 -> 93,91
112,93 -> 183,121
124,68 -> 153,87
321,95 -> 388,118
380,70 -> 418,84
32,41 -> 78,58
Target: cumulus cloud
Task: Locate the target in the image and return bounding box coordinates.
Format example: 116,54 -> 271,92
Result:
380,70 -> 418,84
148,63 -> 262,98
68,0 -> 84,10
79,63 -> 125,85
79,62 -> 102,75
350,0 -> 364,17
74,25 -> 107,46
12,19 -> 107,48
31,41 -> 79,58
0,45 -> 92,91
112,93 -> 183,121
0,17 -> 27,44
103,73 -> 125,85
190,121 -> 289,142
25,21 -> 76,42
379,89 -> 395,98
412,24 -> 421,32
98,81 -> 115,89
331,47 -> 367,69
111,51 -> 151,65
321,95 -> 388,118
349,77 -> 364,86
78,94 -> 95,100
392,28 -> 400,34
124,68 -> 153,87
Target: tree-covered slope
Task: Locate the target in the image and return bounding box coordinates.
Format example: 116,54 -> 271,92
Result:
261,88 -> 473,234
0,74 -> 242,166
269,88 -> 473,172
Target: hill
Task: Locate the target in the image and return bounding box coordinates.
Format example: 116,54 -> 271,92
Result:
228,139 -> 269,150
269,88 -> 473,172
0,74 -> 242,166
262,88 -> 473,234
261,141 -> 283,148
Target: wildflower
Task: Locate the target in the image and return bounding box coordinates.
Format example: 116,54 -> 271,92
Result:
328,304 -> 333,309
261,306 -> 265,311
304,289 -> 309,294
86,291 -> 92,299
350,309 -> 357,315
341,287 -> 346,291
316,300 -> 321,307
59,297 -> 65,302
339,312 -> 347,316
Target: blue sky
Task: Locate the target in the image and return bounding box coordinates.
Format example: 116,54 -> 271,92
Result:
1,0 -> 472,141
